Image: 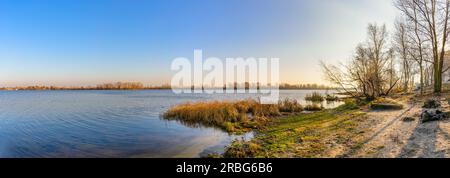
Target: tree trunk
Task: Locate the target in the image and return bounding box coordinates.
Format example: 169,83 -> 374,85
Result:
434,69 -> 441,93
420,64 -> 424,95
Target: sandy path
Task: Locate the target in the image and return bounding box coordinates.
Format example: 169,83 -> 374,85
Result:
348,97 -> 450,158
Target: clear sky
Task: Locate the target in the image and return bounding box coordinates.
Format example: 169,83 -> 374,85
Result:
0,0 -> 397,87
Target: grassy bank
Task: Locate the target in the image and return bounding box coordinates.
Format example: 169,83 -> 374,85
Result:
223,100 -> 366,158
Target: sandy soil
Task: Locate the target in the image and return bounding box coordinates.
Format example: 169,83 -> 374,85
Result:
347,95 -> 450,158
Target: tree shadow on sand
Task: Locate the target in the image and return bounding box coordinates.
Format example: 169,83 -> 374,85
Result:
397,120 -> 446,158
337,106 -> 414,157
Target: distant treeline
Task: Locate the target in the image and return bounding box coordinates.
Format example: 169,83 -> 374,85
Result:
0,82 -> 332,91
179,83 -> 333,90
0,82 -> 171,91
279,83 -> 334,90
96,82 -> 145,90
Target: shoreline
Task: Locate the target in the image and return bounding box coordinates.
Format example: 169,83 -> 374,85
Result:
220,93 -> 450,158
221,100 -> 363,158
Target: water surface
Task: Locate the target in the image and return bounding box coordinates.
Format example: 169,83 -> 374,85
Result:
0,90 -> 340,157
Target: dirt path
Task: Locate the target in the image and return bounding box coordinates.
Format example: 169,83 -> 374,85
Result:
348,97 -> 450,158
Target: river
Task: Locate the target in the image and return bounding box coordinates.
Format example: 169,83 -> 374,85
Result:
0,90 -> 341,157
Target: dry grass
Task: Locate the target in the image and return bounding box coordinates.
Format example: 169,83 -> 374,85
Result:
223,141 -> 261,158
370,98 -> 404,110
305,92 -> 325,102
278,98 -> 304,112
162,98 -> 304,133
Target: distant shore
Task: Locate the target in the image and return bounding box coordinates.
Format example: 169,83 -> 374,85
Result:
0,82 -> 336,91
0,88 -> 336,91
0,88 -> 171,91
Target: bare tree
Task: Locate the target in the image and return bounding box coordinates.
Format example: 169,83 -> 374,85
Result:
321,24 -> 398,100
394,19 -> 414,92
320,61 -> 358,97
395,0 -> 450,93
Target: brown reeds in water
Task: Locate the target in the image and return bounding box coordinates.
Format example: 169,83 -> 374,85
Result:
162,98 -> 305,133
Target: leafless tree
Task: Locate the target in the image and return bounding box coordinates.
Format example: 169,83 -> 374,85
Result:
321,24 -> 398,100
395,0 -> 450,93
394,19 -> 414,92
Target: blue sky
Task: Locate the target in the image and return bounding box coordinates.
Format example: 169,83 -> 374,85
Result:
0,0 -> 397,86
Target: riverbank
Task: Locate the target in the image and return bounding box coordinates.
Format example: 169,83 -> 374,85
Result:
161,97 -> 364,157
163,92 -> 441,158
223,100 -> 365,158
222,92 -> 450,158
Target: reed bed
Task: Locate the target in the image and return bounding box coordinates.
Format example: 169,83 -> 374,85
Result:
162,98 -> 304,133
305,92 -> 325,102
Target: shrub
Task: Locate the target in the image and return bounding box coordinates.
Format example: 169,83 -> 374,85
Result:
224,122 -> 236,132
305,92 -> 325,102
279,98 -> 303,112
223,140 -> 261,158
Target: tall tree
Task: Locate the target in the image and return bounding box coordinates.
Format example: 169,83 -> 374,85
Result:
394,20 -> 414,92
395,0 -> 450,93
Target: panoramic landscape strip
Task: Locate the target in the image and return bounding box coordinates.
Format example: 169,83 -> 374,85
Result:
4,1 -> 450,175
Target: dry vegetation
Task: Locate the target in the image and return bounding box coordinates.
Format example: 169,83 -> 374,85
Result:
304,92 -> 325,102
369,98 -> 404,110
162,99 -> 314,134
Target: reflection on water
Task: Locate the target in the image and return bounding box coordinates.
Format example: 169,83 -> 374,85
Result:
0,90 -> 341,158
